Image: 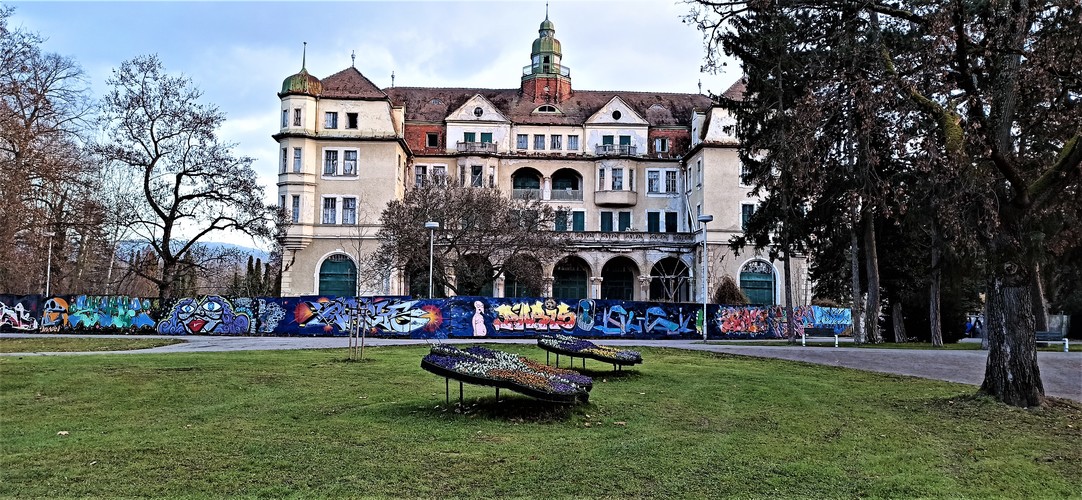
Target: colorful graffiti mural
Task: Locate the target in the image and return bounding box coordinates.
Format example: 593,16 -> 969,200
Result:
0,294 -> 851,339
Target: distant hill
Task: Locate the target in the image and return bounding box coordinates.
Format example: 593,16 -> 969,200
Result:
117,240 -> 270,261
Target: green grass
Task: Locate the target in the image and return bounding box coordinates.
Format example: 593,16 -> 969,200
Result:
1,345 -> 1079,498
709,340 -> 1079,352
0,337 -> 184,353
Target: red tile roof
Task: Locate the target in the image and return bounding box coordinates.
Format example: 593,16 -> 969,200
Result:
320,67 -> 387,99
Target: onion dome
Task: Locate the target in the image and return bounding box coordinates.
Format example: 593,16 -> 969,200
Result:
281,42 -> 322,96
532,15 -> 561,56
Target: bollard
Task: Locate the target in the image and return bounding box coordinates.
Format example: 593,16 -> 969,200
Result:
801,333 -> 806,347
834,335 -> 839,348
1065,338 -> 1070,353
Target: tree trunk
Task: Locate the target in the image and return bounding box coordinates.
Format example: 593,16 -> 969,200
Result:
979,274 -> 1043,407
862,206 -> 882,343
159,258 -> 177,302
929,237 -> 944,347
892,301 -> 906,343
1030,262 -> 1048,331
784,249 -> 796,342
849,203 -> 865,344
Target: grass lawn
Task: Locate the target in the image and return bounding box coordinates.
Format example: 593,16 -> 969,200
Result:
1,345 -> 1079,498
0,337 -> 184,353
709,340 -> 1079,352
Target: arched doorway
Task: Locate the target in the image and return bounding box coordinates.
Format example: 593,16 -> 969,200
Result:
740,260 -> 776,306
649,257 -> 691,302
455,254 -> 494,296
601,257 -> 639,301
503,255 -> 543,298
318,254 -> 356,297
552,256 -> 589,299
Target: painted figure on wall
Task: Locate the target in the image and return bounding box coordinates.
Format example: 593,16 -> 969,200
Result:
157,296 -> 250,335
472,300 -> 487,337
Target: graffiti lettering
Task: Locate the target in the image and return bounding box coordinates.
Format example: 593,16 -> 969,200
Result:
492,301 -> 576,332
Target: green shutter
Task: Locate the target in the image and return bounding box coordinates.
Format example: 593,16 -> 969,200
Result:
572,212 -> 585,232
618,211 -> 631,231
480,132 -> 493,143
647,212 -> 660,232
601,212 -> 613,232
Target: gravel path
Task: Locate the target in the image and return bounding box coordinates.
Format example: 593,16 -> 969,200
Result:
3,333 -> 1078,402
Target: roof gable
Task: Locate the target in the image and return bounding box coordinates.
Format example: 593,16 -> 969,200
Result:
446,94 -> 510,123
584,96 -> 648,126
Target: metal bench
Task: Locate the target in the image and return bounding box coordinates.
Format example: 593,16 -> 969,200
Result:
1036,331 -> 1069,351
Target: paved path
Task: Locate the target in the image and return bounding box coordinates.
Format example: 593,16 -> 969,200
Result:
2,334 -> 1079,402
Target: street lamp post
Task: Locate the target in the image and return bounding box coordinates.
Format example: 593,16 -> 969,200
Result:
43,231 -> 56,296
697,214 -> 713,341
424,221 -> 440,298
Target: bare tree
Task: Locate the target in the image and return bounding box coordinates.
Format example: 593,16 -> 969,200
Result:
95,55 -> 278,301
375,183 -> 571,297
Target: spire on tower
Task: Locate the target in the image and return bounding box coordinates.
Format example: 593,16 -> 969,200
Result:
302,42 -> 307,70
351,50 -> 356,68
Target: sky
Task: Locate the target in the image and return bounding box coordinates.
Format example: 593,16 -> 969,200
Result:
10,1 -> 740,248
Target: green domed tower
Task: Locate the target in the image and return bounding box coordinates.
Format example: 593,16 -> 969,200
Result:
280,43 -> 322,97
521,12 -> 572,103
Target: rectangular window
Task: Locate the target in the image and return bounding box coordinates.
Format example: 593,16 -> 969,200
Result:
665,211 -> 678,233
600,212 -> 614,232
598,168 -> 605,190
281,148 -> 287,173
324,150 -> 338,175
568,135 -> 579,151
480,132 -> 493,144
322,198 -> 337,224
619,135 -> 631,146
665,171 -> 678,193
281,110 -> 288,128
697,159 -> 703,186
324,112 -> 338,129
291,195 -> 300,224
602,135 -> 614,145
516,134 -> 528,149
459,166 -> 467,187
740,163 -> 751,185
647,171 -> 660,193
432,165 -> 446,185
488,166 -> 495,188
647,212 -> 660,232
550,135 -> 562,150
471,165 -> 483,187
280,195 -> 285,209
534,134 -> 546,150
343,150 -> 357,175
342,198 -> 357,225
347,113 -> 358,129
612,168 -> 624,190
427,133 -> 439,148
572,211 -> 585,232
293,148 -> 302,173
742,204 -> 755,231
415,165 -> 427,187
629,169 -> 635,190
555,210 -> 568,232
463,132 -> 476,143
293,108 -> 301,126
618,211 -> 632,231
655,137 -> 669,153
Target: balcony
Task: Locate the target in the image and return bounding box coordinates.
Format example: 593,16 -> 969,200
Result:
512,188 -> 542,200
550,188 -> 583,201
563,231 -> 697,248
594,189 -> 638,207
522,63 -> 571,77
594,144 -> 638,156
457,142 -> 497,154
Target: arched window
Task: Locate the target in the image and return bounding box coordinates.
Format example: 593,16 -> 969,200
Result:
455,254 -> 494,296
740,260 -> 775,306
551,168 -> 582,201
318,254 -> 356,297
511,168 -> 543,200
649,257 -> 690,302
552,256 -> 589,299
503,255 -> 542,298
601,257 -> 639,301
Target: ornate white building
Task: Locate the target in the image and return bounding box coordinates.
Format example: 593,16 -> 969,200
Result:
273,15 -> 808,305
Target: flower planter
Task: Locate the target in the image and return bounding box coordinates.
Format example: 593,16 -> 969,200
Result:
420,345 -> 592,404
537,334 -> 643,368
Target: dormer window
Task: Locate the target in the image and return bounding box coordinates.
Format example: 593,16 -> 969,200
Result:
532,105 -> 561,114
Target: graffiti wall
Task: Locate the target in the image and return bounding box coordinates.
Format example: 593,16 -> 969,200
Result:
0,294 -> 850,339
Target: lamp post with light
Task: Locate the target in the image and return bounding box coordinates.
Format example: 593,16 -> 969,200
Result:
697,214 -> 713,341
424,221 -> 440,298
43,231 -> 56,296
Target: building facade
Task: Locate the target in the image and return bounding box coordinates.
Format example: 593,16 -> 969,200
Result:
273,16 -> 809,305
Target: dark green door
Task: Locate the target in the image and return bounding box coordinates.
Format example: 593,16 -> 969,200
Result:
318,254 -> 357,297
